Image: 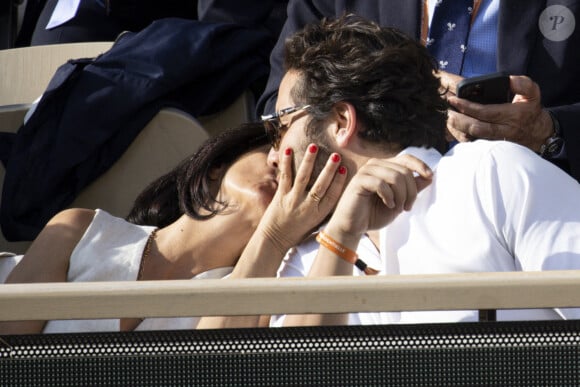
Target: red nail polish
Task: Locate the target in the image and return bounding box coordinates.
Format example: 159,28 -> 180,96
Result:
338,166 -> 347,175
331,153 -> 340,163
309,144 -> 318,153
285,148 -> 292,156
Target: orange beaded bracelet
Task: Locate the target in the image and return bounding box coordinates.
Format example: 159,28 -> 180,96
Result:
316,231 -> 379,275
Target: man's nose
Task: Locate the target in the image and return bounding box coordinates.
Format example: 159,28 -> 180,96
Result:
267,147 -> 280,169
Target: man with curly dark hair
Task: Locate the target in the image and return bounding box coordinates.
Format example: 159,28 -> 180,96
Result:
277,15 -> 447,178
258,0 -> 580,184
197,14 -> 439,330
200,15 -> 580,330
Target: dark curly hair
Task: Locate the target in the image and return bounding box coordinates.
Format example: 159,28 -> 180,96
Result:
284,14 -> 448,152
126,122 -> 269,227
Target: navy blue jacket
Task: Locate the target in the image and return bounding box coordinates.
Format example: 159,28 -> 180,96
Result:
0,18 -> 270,241
257,0 -> 580,181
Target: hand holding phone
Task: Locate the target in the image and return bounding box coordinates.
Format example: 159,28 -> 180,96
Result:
456,72 -> 513,104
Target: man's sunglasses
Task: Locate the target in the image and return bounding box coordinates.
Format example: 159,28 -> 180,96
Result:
260,105 -> 311,150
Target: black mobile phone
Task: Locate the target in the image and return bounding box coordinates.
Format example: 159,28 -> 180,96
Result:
456,72 -> 512,104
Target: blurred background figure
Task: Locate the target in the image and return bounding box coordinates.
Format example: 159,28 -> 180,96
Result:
16,0 -> 198,46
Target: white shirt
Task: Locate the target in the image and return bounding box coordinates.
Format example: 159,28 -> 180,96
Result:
42,209 -> 233,333
274,140 -> 580,325
271,229 -> 391,326
46,0 -> 82,29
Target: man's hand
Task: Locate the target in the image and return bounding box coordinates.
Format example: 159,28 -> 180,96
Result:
442,73 -> 553,152
437,70 -> 463,97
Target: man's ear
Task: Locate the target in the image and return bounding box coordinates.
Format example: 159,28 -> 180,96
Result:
332,101 -> 358,148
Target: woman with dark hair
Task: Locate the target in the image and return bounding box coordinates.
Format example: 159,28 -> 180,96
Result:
1,122 -> 347,334
126,122 -> 274,228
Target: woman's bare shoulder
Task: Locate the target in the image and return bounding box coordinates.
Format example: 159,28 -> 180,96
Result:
46,208 -> 96,229
6,209 -> 97,284
24,208 -> 96,260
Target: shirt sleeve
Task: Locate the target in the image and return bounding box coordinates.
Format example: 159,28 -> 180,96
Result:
276,237 -> 320,278
270,241 -> 316,327
476,141 -> 580,319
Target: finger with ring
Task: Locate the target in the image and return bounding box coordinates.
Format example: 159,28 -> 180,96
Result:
310,192 -> 322,202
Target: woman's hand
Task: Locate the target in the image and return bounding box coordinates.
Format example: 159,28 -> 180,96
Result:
280,154 -> 432,328
324,154 -> 432,240
258,144 -> 348,256
200,144 -> 348,329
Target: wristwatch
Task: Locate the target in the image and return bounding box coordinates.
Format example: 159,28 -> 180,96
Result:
539,111 -> 564,159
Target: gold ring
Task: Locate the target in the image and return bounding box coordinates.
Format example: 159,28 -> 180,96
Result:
310,192 -> 322,202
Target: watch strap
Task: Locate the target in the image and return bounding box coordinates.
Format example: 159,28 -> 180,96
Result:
539,111 -> 564,159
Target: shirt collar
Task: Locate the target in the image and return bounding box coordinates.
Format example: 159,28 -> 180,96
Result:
397,146 -> 442,173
